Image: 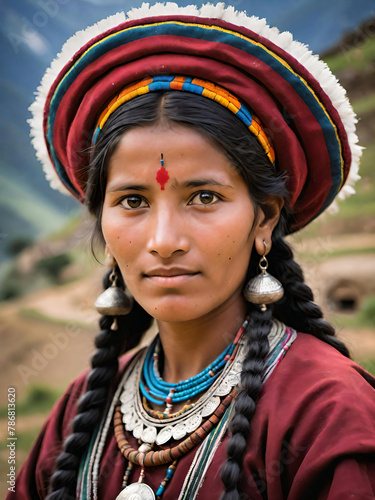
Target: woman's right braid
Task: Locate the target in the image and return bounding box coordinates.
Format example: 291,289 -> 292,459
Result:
269,226 -> 350,358
220,305 -> 273,500
46,270 -> 152,499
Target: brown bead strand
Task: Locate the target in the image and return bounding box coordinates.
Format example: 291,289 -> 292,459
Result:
114,389 -> 235,467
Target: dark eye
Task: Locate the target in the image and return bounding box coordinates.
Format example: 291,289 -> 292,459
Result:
121,196 -> 148,209
190,191 -> 219,205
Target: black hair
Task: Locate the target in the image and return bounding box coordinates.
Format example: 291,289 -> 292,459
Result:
46,91 -> 349,500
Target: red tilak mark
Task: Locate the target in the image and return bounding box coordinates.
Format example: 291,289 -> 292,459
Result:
156,166 -> 170,190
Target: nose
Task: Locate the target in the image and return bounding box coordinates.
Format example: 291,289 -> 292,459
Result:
146,206 -> 190,258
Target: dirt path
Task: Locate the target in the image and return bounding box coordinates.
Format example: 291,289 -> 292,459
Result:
0,272 -> 103,400
337,327 -> 375,361
5,268 -> 104,324
291,232 -> 375,255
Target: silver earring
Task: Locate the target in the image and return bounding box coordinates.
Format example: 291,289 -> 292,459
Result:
95,267 -> 133,316
244,241 -> 284,312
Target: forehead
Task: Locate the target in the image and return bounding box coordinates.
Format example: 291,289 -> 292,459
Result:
106,124 -> 243,185
111,123 -> 220,161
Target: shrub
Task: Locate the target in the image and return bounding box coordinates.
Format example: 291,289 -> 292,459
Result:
6,236 -> 34,256
34,253 -> 72,281
359,296 -> 375,326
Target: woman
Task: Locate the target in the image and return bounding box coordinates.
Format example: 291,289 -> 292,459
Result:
10,3 -> 375,500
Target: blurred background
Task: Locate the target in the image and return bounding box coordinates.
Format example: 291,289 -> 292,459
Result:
0,0 -> 374,494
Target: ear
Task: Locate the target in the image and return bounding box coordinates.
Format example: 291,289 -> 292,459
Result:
254,196 -> 284,255
104,245 -> 116,267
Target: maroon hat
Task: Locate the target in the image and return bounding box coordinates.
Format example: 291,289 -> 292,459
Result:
29,3 -> 361,232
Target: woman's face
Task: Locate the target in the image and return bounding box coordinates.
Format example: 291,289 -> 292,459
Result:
101,123 -> 262,323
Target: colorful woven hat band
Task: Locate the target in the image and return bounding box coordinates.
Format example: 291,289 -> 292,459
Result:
93,75 -> 276,164
29,3 -> 362,233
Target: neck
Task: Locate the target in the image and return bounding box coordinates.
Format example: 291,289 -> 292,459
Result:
156,292 -> 247,384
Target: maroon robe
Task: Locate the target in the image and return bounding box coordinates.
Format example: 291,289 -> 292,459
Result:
8,332 -> 375,499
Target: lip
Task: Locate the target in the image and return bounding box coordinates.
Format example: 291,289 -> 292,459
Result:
144,267 -> 200,286
145,267 -> 199,277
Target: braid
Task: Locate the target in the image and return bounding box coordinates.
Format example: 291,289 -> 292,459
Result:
269,220 -> 350,358
47,269 -> 152,499
221,305 -> 273,499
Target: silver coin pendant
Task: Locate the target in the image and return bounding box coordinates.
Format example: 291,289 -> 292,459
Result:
115,482 -> 155,500
141,425 -> 157,444
172,422 -> 187,441
201,396 -> 220,417
185,413 -> 202,433
156,425 -> 173,445
133,422 -> 144,439
215,381 -> 231,396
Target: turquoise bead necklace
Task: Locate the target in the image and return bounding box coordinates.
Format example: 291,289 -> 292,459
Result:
140,318 -> 248,413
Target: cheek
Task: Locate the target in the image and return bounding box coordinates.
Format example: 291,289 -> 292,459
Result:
211,209 -> 255,258
224,218 -> 255,279
101,212 -> 120,252
203,221 -> 254,281
101,211 -> 136,261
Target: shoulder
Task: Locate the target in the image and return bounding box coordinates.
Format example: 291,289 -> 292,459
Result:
64,347 -> 141,392
247,332 -> 375,498
50,348 -> 142,437
11,349 -> 143,499
259,331 -> 375,452
266,331 -> 375,397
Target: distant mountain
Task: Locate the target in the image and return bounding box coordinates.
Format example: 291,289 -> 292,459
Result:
0,0 -> 373,261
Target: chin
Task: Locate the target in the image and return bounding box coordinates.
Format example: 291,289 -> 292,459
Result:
138,296 -> 216,323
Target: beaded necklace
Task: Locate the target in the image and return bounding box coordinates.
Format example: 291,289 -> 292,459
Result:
141,319 -> 247,411
120,321 -> 248,447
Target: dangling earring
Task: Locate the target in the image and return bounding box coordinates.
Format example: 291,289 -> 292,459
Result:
244,241 -> 284,312
95,266 -> 133,317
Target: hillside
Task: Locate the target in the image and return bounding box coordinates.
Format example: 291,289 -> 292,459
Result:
295,17 -> 375,239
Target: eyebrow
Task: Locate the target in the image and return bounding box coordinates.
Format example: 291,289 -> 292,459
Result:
106,184 -> 148,193
177,178 -> 235,190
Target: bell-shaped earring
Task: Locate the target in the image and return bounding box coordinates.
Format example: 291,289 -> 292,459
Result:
244,242 -> 284,312
95,267 -> 133,316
